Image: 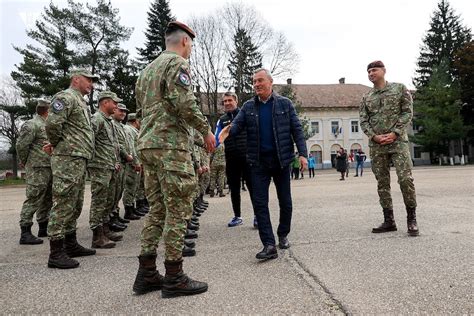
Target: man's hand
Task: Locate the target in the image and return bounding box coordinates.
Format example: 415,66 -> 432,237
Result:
219,125 -> 231,144
197,167 -> 204,175
126,154 -> 133,162
299,156 -> 308,172
134,165 -> 141,172
115,163 -> 121,171
202,166 -> 209,173
380,132 -> 397,145
204,132 -> 216,153
42,143 -> 54,156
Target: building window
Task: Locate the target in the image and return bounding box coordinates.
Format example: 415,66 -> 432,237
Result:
311,121 -> 319,134
331,121 -> 340,135
414,146 -> 422,159
351,121 -> 359,133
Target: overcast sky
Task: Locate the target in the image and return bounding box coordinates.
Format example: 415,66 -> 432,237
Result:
1,0 -> 473,89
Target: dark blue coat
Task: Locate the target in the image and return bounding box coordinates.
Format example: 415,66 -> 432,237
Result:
229,92 -> 307,168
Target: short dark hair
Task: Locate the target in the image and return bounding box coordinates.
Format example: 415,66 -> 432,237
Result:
37,106 -> 48,115
223,91 -> 238,102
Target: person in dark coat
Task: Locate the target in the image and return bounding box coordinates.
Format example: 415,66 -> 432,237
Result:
336,148 -> 348,180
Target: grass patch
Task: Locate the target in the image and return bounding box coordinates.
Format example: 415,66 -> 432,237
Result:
0,178 -> 26,186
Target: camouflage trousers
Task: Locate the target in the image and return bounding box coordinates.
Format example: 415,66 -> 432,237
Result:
371,144 -> 417,210
139,149 -> 196,261
123,164 -> 140,207
48,156 -> 87,240
113,164 -> 125,210
199,170 -> 210,195
136,170 -> 146,200
19,166 -> 52,226
88,167 -> 116,229
209,164 -> 226,192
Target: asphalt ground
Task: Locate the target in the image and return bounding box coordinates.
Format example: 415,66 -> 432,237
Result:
1,165 -> 473,314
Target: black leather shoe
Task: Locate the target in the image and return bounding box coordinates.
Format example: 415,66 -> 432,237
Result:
109,221 -> 126,232
256,245 -> 278,260
184,240 -> 195,248
278,236 -> 290,249
187,222 -> 199,231
190,219 -> 200,226
182,245 -> 196,257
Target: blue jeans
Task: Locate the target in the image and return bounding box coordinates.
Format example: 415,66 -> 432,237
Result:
250,153 -> 292,246
356,161 -> 364,175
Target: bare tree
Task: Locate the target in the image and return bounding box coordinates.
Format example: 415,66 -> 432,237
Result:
189,14 -> 228,128
264,31 -> 300,78
0,78 -> 28,177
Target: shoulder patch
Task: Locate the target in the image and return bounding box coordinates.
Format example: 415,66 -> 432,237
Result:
177,68 -> 191,87
52,100 -> 65,112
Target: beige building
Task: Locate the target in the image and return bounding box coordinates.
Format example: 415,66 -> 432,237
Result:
275,79 -> 372,169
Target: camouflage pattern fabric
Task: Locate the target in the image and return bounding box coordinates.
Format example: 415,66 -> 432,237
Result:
45,88 -> 94,159
135,50 -> 210,152
210,145 -> 226,192
112,164 -> 125,211
88,168 -> 116,229
136,172 -> 146,201
16,115 -> 51,167
360,82 -> 417,210
19,166 -> 52,226
47,156 -> 87,240
113,119 -> 133,164
16,115 -> 52,226
88,111 -> 119,170
139,149 -> 196,261
199,147 -> 210,196
123,124 -> 140,206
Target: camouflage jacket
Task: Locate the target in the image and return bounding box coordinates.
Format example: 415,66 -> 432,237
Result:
211,144 -> 225,167
113,119 -> 135,164
135,51 -> 210,153
16,115 -> 51,168
45,87 -> 94,159
359,82 -> 413,147
88,111 -> 119,170
124,124 -> 140,165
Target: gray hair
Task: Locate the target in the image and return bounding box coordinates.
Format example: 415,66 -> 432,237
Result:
253,68 -> 273,82
223,91 -> 238,103
165,29 -> 191,46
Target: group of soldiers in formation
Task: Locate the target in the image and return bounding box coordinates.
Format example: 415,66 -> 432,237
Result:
14,20 -> 420,299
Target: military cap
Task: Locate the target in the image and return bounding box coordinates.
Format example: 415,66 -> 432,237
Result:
367,60 -> 385,71
117,103 -> 129,112
69,68 -> 100,81
98,91 -> 123,103
166,20 -> 196,39
36,98 -> 50,109
128,113 -> 137,121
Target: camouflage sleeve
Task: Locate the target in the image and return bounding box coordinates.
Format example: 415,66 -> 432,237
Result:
359,95 -> 376,139
45,95 -> 70,146
166,60 -> 210,137
393,85 -> 413,136
16,121 -> 35,165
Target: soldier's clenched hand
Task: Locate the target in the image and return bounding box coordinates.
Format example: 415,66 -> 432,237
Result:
204,132 -> 216,153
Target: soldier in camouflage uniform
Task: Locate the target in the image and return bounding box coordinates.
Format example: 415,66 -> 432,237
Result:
122,113 -> 142,220
88,91 -> 125,249
209,144 -> 226,197
359,60 -> 419,237
45,69 -> 98,269
110,103 -> 135,229
132,21 -> 215,298
16,100 -> 52,245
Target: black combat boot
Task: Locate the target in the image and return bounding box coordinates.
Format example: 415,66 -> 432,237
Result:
209,190 -> 215,198
184,240 -> 196,248
64,231 -> 96,257
185,229 -> 198,239
218,190 -> 225,197
372,208 -> 397,233
109,215 -> 127,231
114,209 -> 130,224
48,239 -> 79,269
124,205 -> 141,220
19,224 -> 43,245
37,220 -> 48,237
182,245 -> 196,257
199,194 -> 209,207
187,221 -> 199,231
132,254 -> 165,295
406,208 -> 419,237
190,219 -> 200,227
91,226 -> 116,249
136,199 -> 149,214
104,224 -> 123,241
193,204 -> 205,214
143,198 -> 150,212
162,260 -> 208,298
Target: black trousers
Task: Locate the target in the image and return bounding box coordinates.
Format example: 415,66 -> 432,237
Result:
225,157 -> 253,218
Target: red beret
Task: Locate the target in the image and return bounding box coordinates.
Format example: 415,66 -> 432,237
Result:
367,60 -> 385,70
166,21 -> 196,39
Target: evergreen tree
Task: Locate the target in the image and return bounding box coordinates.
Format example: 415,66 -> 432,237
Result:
137,0 -> 174,66
227,28 -> 262,103
11,2 -> 73,102
412,59 -> 468,156
453,41 -> 474,138
414,0 -> 471,88
105,51 -> 139,113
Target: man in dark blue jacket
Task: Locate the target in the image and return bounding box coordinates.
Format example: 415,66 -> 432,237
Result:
220,68 -> 308,260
